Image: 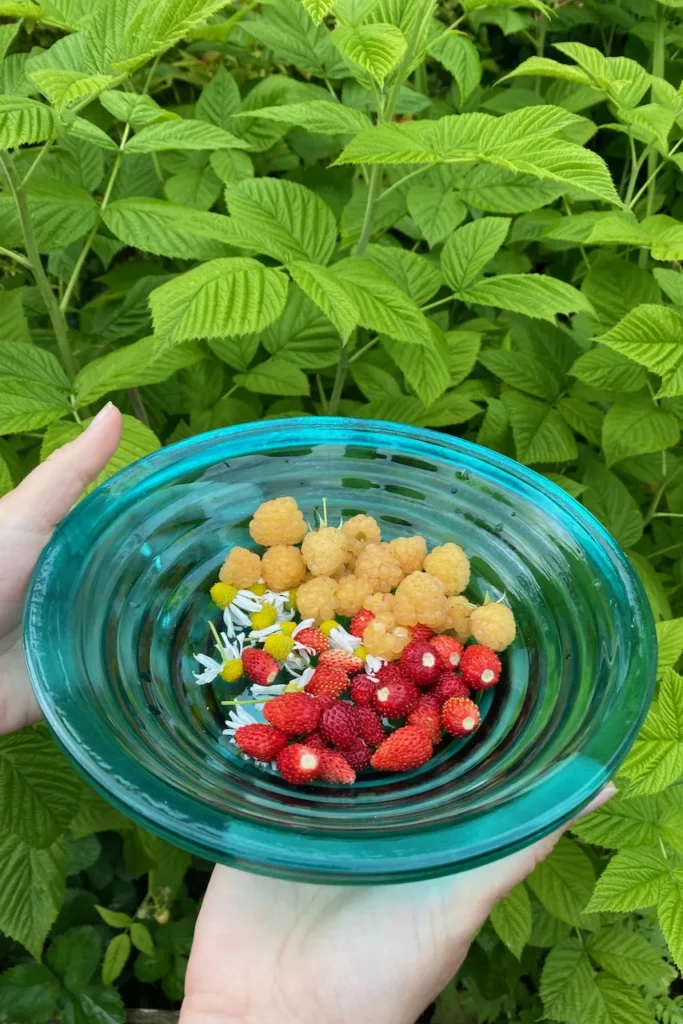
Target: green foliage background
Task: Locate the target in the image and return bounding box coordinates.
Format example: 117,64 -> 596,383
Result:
3,0 -> 683,1020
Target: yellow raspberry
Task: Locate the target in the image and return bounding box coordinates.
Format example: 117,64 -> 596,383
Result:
335,574 -> 373,616
423,543 -> 470,596
249,582 -> 267,597
355,542 -> 403,593
297,579 -> 338,623
261,545 -> 307,592
280,621 -> 297,636
264,632 -> 295,660
219,547 -> 262,588
394,571 -> 448,630
362,620 -> 411,661
319,618 -> 340,636
250,604 -> 278,630
301,526 -> 349,577
249,496 -> 307,547
342,514 -> 382,559
210,582 -> 238,609
388,536 -> 427,575
220,658 -> 243,683
470,601 -> 516,651
364,592 -> 396,626
446,595 -> 476,642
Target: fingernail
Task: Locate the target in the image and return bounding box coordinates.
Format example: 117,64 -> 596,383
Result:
87,402 -> 114,430
576,782 -> 618,821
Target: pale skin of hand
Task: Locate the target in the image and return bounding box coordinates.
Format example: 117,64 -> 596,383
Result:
0,405 -> 614,1024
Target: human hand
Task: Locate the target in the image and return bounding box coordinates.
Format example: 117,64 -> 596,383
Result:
0,402 -> 122,735
181,785 -> 615,1024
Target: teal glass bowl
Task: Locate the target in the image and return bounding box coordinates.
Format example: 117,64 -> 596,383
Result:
24,418 -> 655,884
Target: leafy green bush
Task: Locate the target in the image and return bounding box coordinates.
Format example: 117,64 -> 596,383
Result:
2,0 -> 683,1020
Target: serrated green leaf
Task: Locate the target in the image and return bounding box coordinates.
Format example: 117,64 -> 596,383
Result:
61,981 -> 125,1024
333,23 -> 406,85
406,184 -> 467,248
0,181 -> 98,252
261,285 -> 339,369
461,273 -> 593,321
235,100 -> 371,135
226,178 -> 337,265
0,22 -> 19,61
620,669 -> 683,794
658,619 -> 683,676
0,833 -> 68,961
582,972 -> 659,1024
207,333 -> 259,372
527,838 -> 595,925
501,390 -> 577,464
0,95 -> 57,150
109,0 -> 231,75
0,340 -> 69,390
582,461 -> 643,549
102,197 -> 236,260
570,346 -> 648,393
0,289 -> 30,345
442,217 -> 510,292
490,883 -> 531,959
101,934 -> 131,985
246,0 -> 343,78
557,396 -> 604,445
479,348 -> 560,400
540,937 -> 595,1022
129,923 -> 154,956
95,906 -> 133,929
586,848 -> 672,912
602,397 -> 680,466
234,357 -> 310,396
126,118 -> 248,153
572,791 -> 679,849
210,149 -> 254,187
40,414 -> 160,493
195,66 -> 241,130
0,455 -> 12,497
365,244 -> 442,305
150,258 -> 289,347
70,788 -> 132,838
99,90 -> 177,130
586,925 -> 674,985
503,54 -> 593,86
598,305 -> 683,397
429,32 -> 481,105
28,70 -> 115,111
658,873 -> 683,972
0,384 -> 69,434
287,260 -> 358,342
301,0 -> 336,22
383,327 -> 451,406
46,926 -> 100,992
0,964 -> 60,1023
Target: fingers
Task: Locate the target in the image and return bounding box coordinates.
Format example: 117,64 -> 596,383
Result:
571,781 -> 617,823
0,403 -> 123,534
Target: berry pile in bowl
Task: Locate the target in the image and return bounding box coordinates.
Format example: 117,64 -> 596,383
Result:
24,418 -> 656,883
198,497 -> 516,788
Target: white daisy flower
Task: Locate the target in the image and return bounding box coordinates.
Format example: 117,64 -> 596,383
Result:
222,589 -> 263,637
292,618 -> 315,636
251,682 -> 287,701
365,654 -> 385,681
283,650 -> 312,675
223,705 -> 258,735
285,665 -> 315,691
192,629 -> 247,685
329,625 -> 363,652
193,653 -> 224,685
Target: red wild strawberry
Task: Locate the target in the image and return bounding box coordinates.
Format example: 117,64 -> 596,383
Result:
354,706 -> 387,748
350,608 -> 375,637
305,731 -> 329,750
442,697 -> 481,737
400,641 -> 441,687
305,664 -> 350,699
460,645 -> 501,689
349,674 -> 378,706
431,635 -> 464,671
409,625 -> 434,644
276,743 -> 321,785
313,694 -> 336,712
320,703 -> 358,749
371,725 -> 433,772
242,648 -> 279,686
373,678 -> 419,718
296,626 -> 330,653
233,724 -> 288,762
341,736 -> 372,772
433,671 -> 470,706
263,692 -> 321,736
318,750 -> 356,785
318,648 -> 365,675
407,695 -> 442,745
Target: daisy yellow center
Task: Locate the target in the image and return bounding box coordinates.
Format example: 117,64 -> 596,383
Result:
319,619 -> 340,636
355,645 -> 368,660
210,582 -> 238,609
264,633 -> 294,661
249,583 -> 267,596
280,621 -> 297,635
220,658 -> 243,683
251,605 -> 278,630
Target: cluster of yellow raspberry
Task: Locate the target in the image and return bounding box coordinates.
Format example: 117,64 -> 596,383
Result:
215,495 -> 516,659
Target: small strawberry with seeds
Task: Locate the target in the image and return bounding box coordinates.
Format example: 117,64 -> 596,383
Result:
460,645 -> 501,689
442,697 -> 481,737
400,641 -> 441,687
233,724 -> 288,762
313,694 -> 336,712
318,750 -> 356,785
431,635 -> 464,671
305,664 -> 350,699
242,648 -> 279,686
306,731 -> 329,750
320,703 -> 358,749
276,744 -> 321,785
354,706 -> 387,748
318,648 -> 365,675
296,626 -> 329,653
433,671 -> 470,706
350,608 -> 375,637
263,692 -> 321,736
373,678 -> 419,718
407,695 -> 442,745
409,625 -> 434,644
341,736 -> 372,772
349,674 -> 378,706
371,725 -> 433,772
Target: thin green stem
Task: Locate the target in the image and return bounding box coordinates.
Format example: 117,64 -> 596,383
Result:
0,153 -> 76,379
0,245 -> 31,269
652,512 -> 683,520
315,374 -> 328,413
422,292 -> 457,312
356,164 -> 382,255
208,621 -> 227,662
380,164 -> 430,201
328,340 -> 350,417
646,540 -> 683,560
643,465 -> 682,526
646,6 -> 667,220
624,133 -> 643,207
349,336 -> 379,365
21,138 -> 55,188
324,77 -> 337,100
629,138 -> 683,211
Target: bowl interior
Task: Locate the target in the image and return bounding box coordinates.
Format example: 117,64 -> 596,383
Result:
25,419 -> 655,883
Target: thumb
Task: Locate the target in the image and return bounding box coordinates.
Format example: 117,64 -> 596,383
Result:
1,403 -> 123,535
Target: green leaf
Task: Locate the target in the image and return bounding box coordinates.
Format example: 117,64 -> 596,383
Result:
61,982 -> 125,1024
28,70 -> 115,111
557,396 -> 604,445
540,938 -> 595,1022
207,334 -> 259,372
234,357 -> 310,396
586,848 -> 672,912
654,267 -> 683,305
445,330 -> 481,387
0,383 -> 69,434
235,100 -> 371,135
226,178 -> 337,265
0,181 -> 98,251
598,305 -> 683,398
658,618 -> 683,676
582,257 -> 660,331
95,906 -> 134,929
0,22 -> 19,61
503,54 -> 593,86
490,884 -> 531,959
102,197 -> 235,260
0,729 -> 83,848
106,0 -> 232,75
133,948 -> 171,984
74,336 -> 203,406
586,925 -> 674,985
364,244 -> 443,305
195,66 -> 241,129
460,273 -> 593,321
442,217 -> 510,292
602,398 -> 680,466
0,965 -> 60,1024
0,95 -> 57,150
570,346 -> 648,393
245,0 -> 343,78
406,184 -> 467,248
0,288 -> 30,345
333,23 -> 407,85
301,0 -> 336,22
40,414 -> 160,493
479,348 -> 560,401
0,833 -> 68,961
101,934 -> 131,985
572,791 -> 682,849
287,260 -> 359,342
383,328 -> 451,406
429,32 -> 481,105
210,149 -> 254,187
0,455 -> 12,497
582,973 -> 659,1024
46,926 -> 100,993
126,118 -> 248,153
129,923 -> 154,956
582,461 -> 643,549
0,340 -> 69,390
658,874 -> 683,972
150,258 -> 289,347
620,670 -> 683,795
70,788 -> 132,838
99,90 -> 176,130
527,838 -> 595,925
261,286 -> 339,369
501,390 -> 577,464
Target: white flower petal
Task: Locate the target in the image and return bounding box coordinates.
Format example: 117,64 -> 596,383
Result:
293,618 -> 315,636
329,626 -> 362,652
